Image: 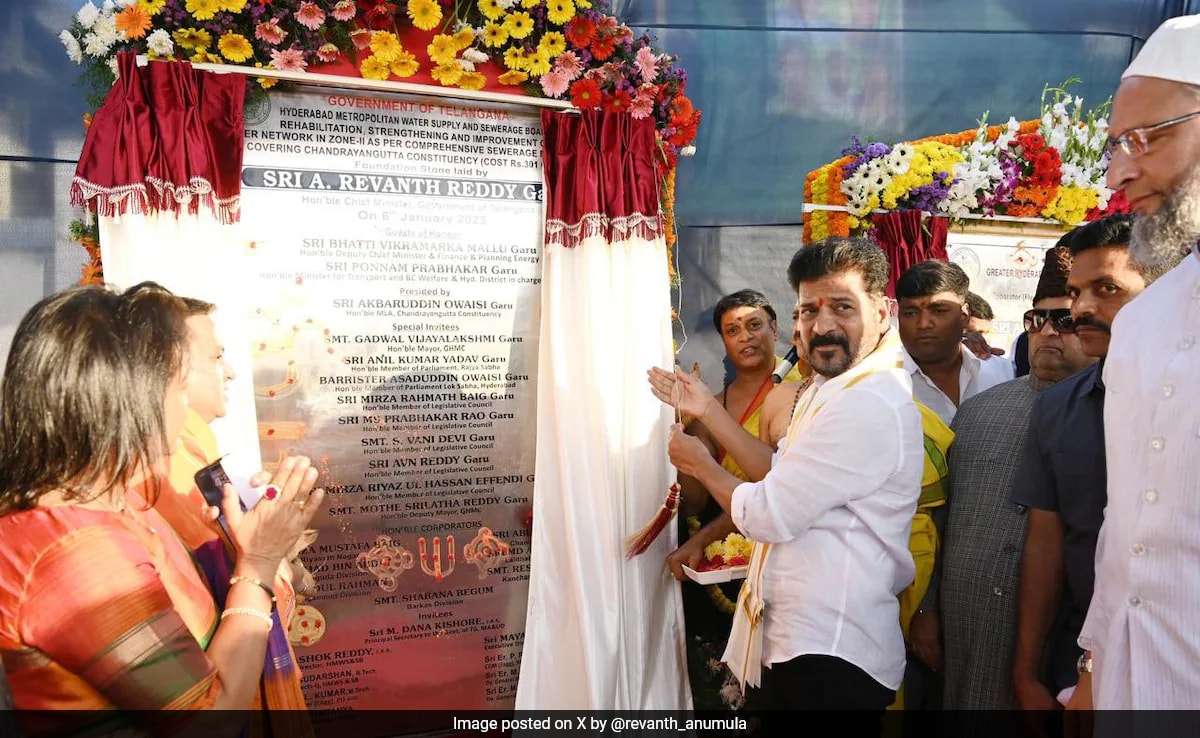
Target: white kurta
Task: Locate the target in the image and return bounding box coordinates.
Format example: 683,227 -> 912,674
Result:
1081,247 -> 1200,709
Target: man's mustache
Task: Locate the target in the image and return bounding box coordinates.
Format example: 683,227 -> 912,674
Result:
1074,316 -> 1111,334
809,334 -> 850,351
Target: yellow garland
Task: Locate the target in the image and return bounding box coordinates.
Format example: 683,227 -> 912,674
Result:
1042,184 -> 1098,224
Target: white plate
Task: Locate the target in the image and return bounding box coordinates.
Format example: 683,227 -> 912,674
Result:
682,564 -> 749,585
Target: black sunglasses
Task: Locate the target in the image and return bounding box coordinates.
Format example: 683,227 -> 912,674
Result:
1024,308 -> 1075,334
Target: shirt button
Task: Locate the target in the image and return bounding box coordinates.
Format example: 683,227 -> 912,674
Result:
993,587 -> 1003,596
1150,437 -> 1165,451
1163,384 -> 1175,398
1131,543 -> 1146,556
1145,489 -> 1159,503
1181,335 -> 1196,350
1129,595 -> 1143,607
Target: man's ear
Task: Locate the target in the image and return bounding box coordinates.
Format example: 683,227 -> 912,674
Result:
769,319 -> 778,337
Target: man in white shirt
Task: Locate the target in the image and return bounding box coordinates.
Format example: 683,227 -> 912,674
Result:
1068,12 -> 1200,723
896,260 -> 1014,426
665,237 -> 923,719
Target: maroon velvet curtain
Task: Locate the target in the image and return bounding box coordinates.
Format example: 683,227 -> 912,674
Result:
71,52 -> 246,223
871,210 -> 951,296
540,109 -> 662,248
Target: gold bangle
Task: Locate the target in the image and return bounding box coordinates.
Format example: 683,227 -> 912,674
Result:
221,607 -> 274,629
229,575 -> 277,603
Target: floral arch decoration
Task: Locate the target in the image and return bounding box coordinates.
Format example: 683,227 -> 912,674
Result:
802,81 -> 1129,245
60,0 -> 701,285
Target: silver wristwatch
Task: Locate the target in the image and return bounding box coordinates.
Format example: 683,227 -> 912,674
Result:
1077,653 -> 1093,674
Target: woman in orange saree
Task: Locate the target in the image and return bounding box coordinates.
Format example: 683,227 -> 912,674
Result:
0,284 -> 324,737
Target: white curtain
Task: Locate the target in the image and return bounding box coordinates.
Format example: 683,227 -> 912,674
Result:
516,232 -> 689,709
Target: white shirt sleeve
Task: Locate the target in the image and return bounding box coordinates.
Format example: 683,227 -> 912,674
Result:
730,384 -> 905,544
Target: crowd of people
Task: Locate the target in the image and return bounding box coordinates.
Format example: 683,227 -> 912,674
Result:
651,11 -> 1200,735
0,9 -> 1196,736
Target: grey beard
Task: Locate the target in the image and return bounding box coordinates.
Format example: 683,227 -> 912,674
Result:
1130,162 -> 1200,272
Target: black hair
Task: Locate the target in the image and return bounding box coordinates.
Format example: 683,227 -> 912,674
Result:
895,260 -> 969,301
965,292 -> 994,320
787,237 -> 889,296
712,289 -> 777,332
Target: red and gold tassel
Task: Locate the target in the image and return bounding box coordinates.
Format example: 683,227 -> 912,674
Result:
624,483 -> 680,559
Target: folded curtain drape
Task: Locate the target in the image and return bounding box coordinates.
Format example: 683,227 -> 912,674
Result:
871,210 -> 950,296
71,52 -> 245,223
516,109 -> 688,709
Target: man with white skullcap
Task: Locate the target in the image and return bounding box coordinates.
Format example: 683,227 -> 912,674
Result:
1067,13 -> 1200,721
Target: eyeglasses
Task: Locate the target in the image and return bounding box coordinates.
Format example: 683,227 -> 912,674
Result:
1024,308 -> 1075,334
1105,111 -> 1200,158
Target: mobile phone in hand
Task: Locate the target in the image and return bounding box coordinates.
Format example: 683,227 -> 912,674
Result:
194,457 -> 244,542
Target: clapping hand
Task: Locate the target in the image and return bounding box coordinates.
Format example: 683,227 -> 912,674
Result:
647,363 -> 716,420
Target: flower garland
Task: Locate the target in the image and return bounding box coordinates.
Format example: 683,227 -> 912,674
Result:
804,81 -> 1129,243
61,0 -> 699,282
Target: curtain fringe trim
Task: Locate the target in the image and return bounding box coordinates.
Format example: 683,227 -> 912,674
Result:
70,176 -> 241,225
544,211 -> 665,248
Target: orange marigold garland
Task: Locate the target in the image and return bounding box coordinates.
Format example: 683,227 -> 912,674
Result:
71,220 -> 103,286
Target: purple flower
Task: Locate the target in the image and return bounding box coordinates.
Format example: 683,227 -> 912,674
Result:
840,137 -> 892,178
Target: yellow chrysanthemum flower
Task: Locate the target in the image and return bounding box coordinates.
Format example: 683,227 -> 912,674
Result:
451,28 -> 474,50
407,0 -> 442,32
478,0 -> 505,21
254,62 -> 277,89
217,31 -> 253,62
504,11 -> 534,39
497,70 -> 528,85
546,0 -> 574,25
538,31 -> 565,57
220,0 -> 243,12
503,46 -> 529,71
427,34 -> 459,65
526,48 -> 551,76
575,0 -> 590,7
431,62 -> 463,86
370,31 -> 402,62
390,51 -> 419,78
173,27 -> 212,50
190,48 -> 220,63
360,55 -> 392,80
137,0 -> 166,16
458,71 -> 486,91
521,0 -> 540,7
482,22 -> 508,48
185,0 -> 220,21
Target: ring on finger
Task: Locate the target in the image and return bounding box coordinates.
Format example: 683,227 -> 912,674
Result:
293,497 -> 308,510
